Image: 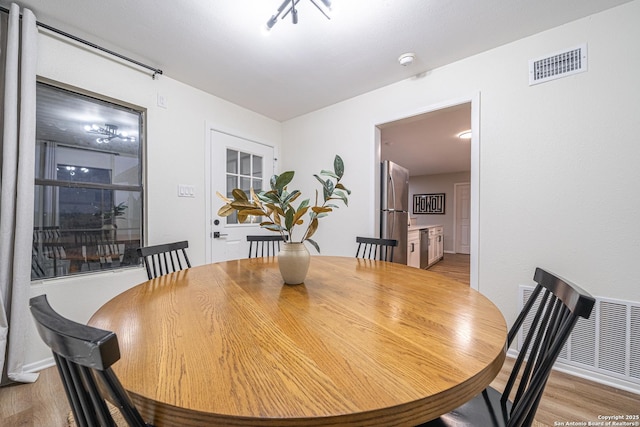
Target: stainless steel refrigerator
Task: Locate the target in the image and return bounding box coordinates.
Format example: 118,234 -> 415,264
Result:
380,160 -> 409,264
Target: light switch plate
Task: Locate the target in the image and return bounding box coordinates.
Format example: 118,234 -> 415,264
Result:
178,184 -> 195,198
157,93 -> 168,109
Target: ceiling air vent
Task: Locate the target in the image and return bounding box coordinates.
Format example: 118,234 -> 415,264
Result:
529,44 -> 587,86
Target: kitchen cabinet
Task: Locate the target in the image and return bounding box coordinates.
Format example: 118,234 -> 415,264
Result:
408,226 -> 443,269
426,226 -> 444,268
407,229 -> 420,268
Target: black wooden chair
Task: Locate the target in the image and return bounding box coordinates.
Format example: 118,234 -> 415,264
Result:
247,235 -> 286,258
31,246 -> 47,278
32,227 -> 70,278
137,240 -> 191,280
29,295 -> 153,427
355,236 -> 398,262
418,268 -> 595,427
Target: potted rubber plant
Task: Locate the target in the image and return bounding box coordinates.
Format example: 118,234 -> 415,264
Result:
217,154 -> 350,284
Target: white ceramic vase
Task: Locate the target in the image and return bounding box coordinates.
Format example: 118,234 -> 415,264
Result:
277,242 -> 310,285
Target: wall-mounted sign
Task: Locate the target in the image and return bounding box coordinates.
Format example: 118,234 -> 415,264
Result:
413,193 -> 445,214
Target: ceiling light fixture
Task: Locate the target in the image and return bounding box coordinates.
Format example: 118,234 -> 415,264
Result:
398,52 -> 416,66
84,123 -> 136,144
266,0 -> 332,31
457,130 -> 472,139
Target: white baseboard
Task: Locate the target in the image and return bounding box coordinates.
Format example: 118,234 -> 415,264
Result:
24,357 -> 55,373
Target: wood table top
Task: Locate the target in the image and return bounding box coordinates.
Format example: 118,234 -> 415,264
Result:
89,256 -> 507,427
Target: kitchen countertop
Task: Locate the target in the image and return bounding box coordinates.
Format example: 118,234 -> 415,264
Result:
408,224 -> 443,231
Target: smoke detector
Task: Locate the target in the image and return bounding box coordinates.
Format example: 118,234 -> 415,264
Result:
398,52 -> 415,66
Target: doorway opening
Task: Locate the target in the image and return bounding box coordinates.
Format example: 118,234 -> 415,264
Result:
373,94 -> 479,289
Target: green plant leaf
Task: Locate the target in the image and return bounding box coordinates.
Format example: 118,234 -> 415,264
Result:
332,190 -> 349,206
336,183 -> 351,195
297,199 -> 310,210
334,155 -> 344,179
323,179 -> 334,201
313,174 -> 326,187
320,170 -> 340,179
306,238 -> 320,253
259,191 -> 280,203
275,171 -> 295,192
282,190 -> 301,207
285,207 -> 295,230
262,223 -> 284,232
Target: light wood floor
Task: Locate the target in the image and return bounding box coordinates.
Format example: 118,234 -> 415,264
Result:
2,254 -> 638,426
429,253 -> 639,425
2,360 -> 638,427
426,252 -> 470,285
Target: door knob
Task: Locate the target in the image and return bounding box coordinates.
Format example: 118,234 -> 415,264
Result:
213,231 -> 228,238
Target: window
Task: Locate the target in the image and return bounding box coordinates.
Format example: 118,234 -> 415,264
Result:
32,82 -> 144,279
225,148 -> 263,224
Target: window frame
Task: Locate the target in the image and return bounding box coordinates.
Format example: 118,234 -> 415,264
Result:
225,148 -> 265,225
32,78 -> 146,281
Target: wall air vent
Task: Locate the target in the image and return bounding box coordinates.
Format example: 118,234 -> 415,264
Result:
529,44 -> 587,86
519,286 -> 640,393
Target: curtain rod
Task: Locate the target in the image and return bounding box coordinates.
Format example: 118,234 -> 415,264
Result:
0,5 -> 163,79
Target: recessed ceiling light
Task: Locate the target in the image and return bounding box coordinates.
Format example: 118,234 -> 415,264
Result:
398,52 -> 415,66
457,130 -> 472,139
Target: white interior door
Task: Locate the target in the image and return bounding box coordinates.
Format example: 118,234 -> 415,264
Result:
454,182 -> 471,254
209,130 -> 275,262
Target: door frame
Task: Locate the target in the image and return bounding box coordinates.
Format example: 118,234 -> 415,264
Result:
372,93 -> 480,290
453,182 -> 471,255
204,123 -> 277,264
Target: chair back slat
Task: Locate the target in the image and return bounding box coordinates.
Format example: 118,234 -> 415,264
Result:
137,240 -> 191,280
29,295 -> 151,427
501,268 -> 595,427
355,237 -> 398,262
247,235 -> 286,258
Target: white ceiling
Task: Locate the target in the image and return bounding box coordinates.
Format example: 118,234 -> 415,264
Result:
4,0 -> 631,121
3,0 -> 631,175
380,103 -> 471,177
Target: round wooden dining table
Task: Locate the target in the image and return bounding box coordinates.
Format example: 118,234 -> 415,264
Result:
89,256 -> 507,427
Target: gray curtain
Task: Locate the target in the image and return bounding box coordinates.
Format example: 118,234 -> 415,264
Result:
0,3 -> 38,385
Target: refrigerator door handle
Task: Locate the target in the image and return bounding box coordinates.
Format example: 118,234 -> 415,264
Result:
389,174 -> 396,211
389,209 -> 395,240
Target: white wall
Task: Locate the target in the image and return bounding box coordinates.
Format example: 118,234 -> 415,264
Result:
410,172 -> 471,252
26,32 -> 282,368
281,1 -> 640,329
25,1 -> 640,371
